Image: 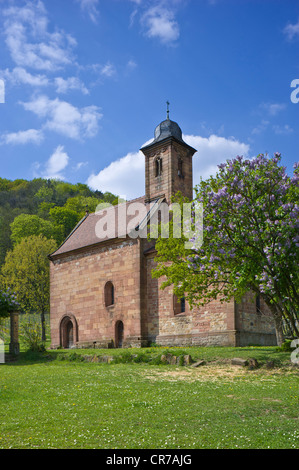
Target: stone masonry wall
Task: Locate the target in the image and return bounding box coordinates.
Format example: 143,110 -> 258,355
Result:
50,238 -> 142,348
235,292 -> 276,346
145,253 -> 237,346
144,139 -> 193,203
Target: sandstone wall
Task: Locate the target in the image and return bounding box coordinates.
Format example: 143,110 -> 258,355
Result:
50,238 -> 142,348
144,253 -> 237,347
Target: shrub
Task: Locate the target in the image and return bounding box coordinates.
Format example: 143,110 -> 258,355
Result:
277,339 -> 293,352
132,352 -> 150,363
20,314 -> 45,352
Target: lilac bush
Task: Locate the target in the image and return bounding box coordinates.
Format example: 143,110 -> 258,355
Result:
189,153 -> 299,340
153,153 -> 298,343
0,287 -> 20,318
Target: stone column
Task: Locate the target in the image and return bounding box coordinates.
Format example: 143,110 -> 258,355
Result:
9,311 -> 20,355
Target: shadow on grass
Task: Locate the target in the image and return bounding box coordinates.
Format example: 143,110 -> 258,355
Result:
4,349 -> 59,365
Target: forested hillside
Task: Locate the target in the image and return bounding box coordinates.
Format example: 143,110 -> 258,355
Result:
0,177 -> 118,267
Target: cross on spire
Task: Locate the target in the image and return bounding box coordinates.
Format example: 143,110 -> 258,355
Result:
166,100 -> 170,120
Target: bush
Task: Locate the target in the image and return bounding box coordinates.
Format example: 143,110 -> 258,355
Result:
277,339 -> 293,352
20,314 -> 45,352
132,352 -> 150,363
0,288 -> 20,318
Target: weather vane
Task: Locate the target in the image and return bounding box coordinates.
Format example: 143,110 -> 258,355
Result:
166,100 -> 170,119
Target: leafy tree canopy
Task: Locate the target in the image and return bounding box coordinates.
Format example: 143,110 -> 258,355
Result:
0,177 -> 117,266
153,154 -> 299,341
1,235 -> 57,338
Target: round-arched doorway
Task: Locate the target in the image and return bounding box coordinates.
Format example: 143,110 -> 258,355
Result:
60,315 -> 78,348
115,320 -> 124,348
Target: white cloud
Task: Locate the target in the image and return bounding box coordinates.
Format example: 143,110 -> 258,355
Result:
1,128 -> 44,145
284,19 -> 299,40
259,102 -> 286,116
100,62 -> 116,78
20,95 -> 102,140
142,5 -> 180,44
87,150 -> 145,200
87,134 -> 250,200
76,0 -> 99,24
184,134 -> 250,184
272,124 -> 293,135
43,145 -> 70,179
1,67 -> 89,95
3,0 -> 77,71
1,67 -> 49,87
54,76 -> 89,94
126,60 -> 137,73
251,119 -> 269,135
74,161 -> 88,171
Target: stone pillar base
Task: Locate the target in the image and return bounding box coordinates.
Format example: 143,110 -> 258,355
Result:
9,341 -> 20,355
10,311 -> 20,355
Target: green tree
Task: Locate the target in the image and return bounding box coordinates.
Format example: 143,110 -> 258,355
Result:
64,195 -> 101,215
1,236 -> 57,341
49,206 -> 81,240
153,154 -> 299,345
10,214 -> 57,245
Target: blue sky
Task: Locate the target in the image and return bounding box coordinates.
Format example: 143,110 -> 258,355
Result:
0,0 -> 298,200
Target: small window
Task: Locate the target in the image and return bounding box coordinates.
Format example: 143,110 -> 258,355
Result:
155,157 -> 162,177
173,294 -> 186,315
178,157 -> 183,177
105,281 -> 114,307
256,294 -> 261,314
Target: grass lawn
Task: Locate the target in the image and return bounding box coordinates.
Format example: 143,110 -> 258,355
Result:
0,345 -> 298,449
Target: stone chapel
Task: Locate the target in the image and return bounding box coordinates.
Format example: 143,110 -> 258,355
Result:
49,114 -> 277,349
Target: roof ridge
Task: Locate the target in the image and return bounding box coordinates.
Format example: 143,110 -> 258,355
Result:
48,212 -> 89,259
87,195 -> 146,217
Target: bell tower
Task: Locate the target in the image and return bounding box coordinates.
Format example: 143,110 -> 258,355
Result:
140,106 -> 197,203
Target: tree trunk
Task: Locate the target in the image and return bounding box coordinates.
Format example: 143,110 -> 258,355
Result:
273,315 -> 284,347
41,309 -> 46,342
263,297 -> 285,347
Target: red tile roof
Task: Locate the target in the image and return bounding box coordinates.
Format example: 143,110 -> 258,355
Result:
49,196 -> 164,258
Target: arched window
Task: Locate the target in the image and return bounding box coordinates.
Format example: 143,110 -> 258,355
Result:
178,157 -> 183,177
115,320 -> 124,348
256,294 -> 261,314
173,294 -> 186,315
155,157 -> 162,177
105,281 -> 115,307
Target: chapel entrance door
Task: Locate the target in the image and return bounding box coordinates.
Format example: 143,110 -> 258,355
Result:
60,315 -> 77,349
66,320 -> 73,348
115,321 -> 124,348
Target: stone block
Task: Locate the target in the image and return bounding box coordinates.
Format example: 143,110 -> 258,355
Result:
248,358 -> 259,370
184,354 -> 192,365
231,358 -> 248,366
190,360 -> 205,367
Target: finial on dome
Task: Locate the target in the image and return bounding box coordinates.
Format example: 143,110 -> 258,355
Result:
166,100 -> 170,120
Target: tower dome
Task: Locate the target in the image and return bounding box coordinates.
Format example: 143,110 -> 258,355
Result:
153,118 -> 183,143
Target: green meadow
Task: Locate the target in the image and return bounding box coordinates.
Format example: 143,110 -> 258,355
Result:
0,344 -> 298,449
